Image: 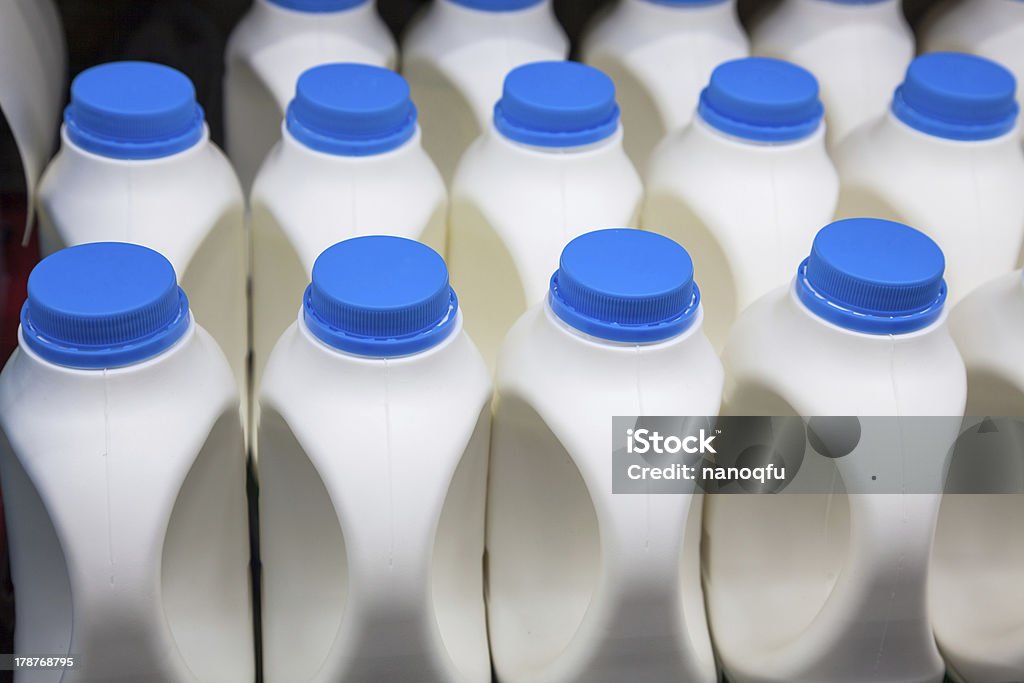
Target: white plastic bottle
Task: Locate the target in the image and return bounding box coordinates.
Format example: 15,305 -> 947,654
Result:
488,228 -> 723,683
921,0 -> 1024,137
835,52 -> 1024,304
224,0 -> 397,191
750,0 -> 914,148
929,271 -> 1024,683
705,217 -> 965,683
644,56 -> 838,349
934,272 -> 1024,683
251,63 -> 446,390
0,242 -> 253,682
448,61 -> 642,371
401,0 -> 569,183
35,61 -> 248,409
258,236 -> 492,682
580,0 -> 749,171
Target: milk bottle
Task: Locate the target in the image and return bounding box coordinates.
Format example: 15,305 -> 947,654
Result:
0,242 -> 253,682
643,56 -> 838,349
448,60 -> 642,371
225,0 -> 397,191
750,0 -> 914,148
257,235 -> 491,682
401,0 -> 568,183
250,62 -> 446,390
705,217 -> 965,683
922,0 -> 1024,137
488,228 -> 722,683
580,0 -> 748,170
36,61 -> 248,407
931,270 -> 1024,683
834,52 -> 1024,303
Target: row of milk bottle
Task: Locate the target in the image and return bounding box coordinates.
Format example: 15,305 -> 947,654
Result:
222,0 -> 1024,182
2,219 -> 1022,682
29,36 -> 1024,389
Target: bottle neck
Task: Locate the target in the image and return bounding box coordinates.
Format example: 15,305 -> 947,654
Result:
877,108 -> 1023,160
277,124 -> 423,170
691,115 -> 829,159
543,297 -> 707,354
788,279 -> 950,344
58,123 -> 212,173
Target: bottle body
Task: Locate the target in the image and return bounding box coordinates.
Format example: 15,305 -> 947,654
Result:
705,283 -> 965,683
250,128 -> 447,390
35,129 -> 249,410
643,118 -> 838,349
488,302 -> 722,683
401,0 -> 569,184
257,313 -> 492,682
0,323 -> 253,682
581,0 -> 748,171
751,0 -> 913,148
447,130 -> 642,371
224,0 -> 397,191
932,271 -> 1024,683
834,114 -> 1024,302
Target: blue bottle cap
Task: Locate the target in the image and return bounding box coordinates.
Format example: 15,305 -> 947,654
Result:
20,243 -> 191,369
447,0 -> 544,11
698,57 -> 824,142
796,218 -> 947,334
64,61 -> 205,160
286,64 -> 417,156
892,52 -> 1018,141
549,229 -> 701,343
494,61 -> 620,148
303,236 -> 458,356
267,0 -> 367,11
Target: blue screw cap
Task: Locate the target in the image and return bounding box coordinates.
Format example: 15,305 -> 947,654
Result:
549,229 -> 701,343
796,218 -> 948,335
892,52 -> 1018,141
267,0 -> 367,12
65,61 -> 205,160
698,57 -> 824,142
303,236 -> 458,357
494,61 -> 620,148
20,242 -> 191,369
287,64 -> 417,156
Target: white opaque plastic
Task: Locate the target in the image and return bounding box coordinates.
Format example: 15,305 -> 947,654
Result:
250,126 -> 446,390
931,271 -> 1024,683
834,113 -> 1024,303
643,117 -> 838,349
750,0 -> 914,148
704,284 -> 966,683
922,0 -> 1024,140
448,129 -> 642,372
580,0 -> 749,171
224,0 -> 397,191
257,313 -> 492,682
36,128 -> 249,411
0,322 -> 253,682
401,0 -> 569,183
487,302 -> 723,683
